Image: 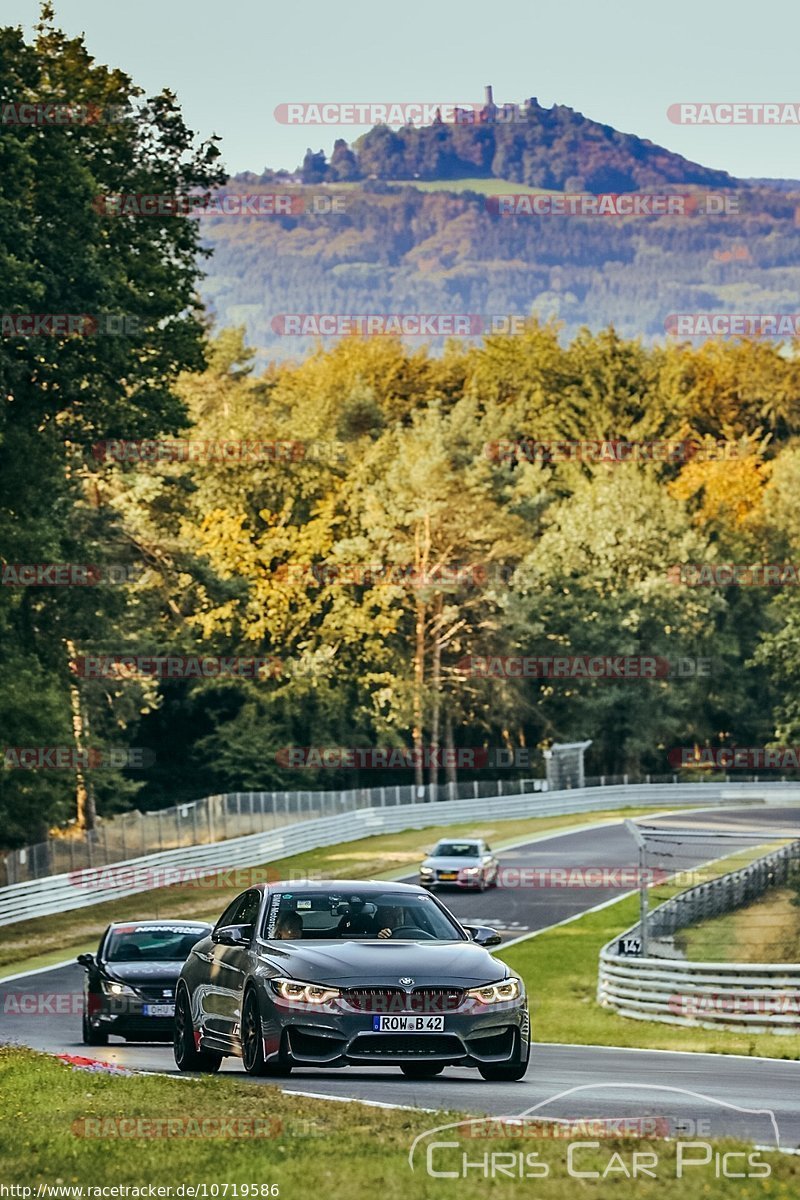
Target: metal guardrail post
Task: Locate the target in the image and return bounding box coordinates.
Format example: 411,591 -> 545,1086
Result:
624,819 -> 649,957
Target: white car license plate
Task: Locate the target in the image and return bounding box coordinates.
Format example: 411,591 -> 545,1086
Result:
142,1003 -> 175,1017
372,1015 -> 444,1032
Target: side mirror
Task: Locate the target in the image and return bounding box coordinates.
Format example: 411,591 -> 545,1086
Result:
212,924 -> 250,947
464,925 -> 502,948
77,953 -> 95,968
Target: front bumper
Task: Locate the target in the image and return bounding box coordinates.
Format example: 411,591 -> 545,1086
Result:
258,995 -> 529,1068
86,994 -> 175,1041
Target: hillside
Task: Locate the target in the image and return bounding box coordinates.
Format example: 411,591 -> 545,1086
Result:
332,95 -> 736,191
198,98 -> 800,360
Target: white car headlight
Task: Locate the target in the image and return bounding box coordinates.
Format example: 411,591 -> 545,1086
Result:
466,978 -> 523,1004
420,866 -> 434,875
102,979 -> 139,998
269,977 -> 341,1005
460,866 -> 481,874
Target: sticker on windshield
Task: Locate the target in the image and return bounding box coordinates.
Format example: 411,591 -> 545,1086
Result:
265,893 -> 282,938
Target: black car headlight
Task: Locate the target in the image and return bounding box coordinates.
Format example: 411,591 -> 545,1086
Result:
466,978 -> 523,1004
101,979 -> 140,999
269,977 -> 341,1005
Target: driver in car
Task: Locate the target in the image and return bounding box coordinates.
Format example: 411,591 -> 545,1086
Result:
375,905 -> 405,939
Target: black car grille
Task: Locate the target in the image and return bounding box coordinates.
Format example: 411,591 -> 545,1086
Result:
342,987 -> 465,1014
348,1033 -> 465,1058
133,985 -> 175,1001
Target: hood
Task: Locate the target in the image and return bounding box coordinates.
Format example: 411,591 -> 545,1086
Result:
256,939 -> 508,987
423,856 -> 481,870
103,961 -> 185,987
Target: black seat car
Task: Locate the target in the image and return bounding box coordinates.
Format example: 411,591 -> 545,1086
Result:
78,919 -> 213,1044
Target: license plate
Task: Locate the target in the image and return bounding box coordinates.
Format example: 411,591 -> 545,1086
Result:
439,872 -> 457,880
142,1003 -> 175,1017
372,1015 -> 444,1032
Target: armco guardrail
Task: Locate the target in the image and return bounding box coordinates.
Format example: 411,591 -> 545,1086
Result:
598,840 -> 800,1034
7,770 -> 800,887
1,780 -> 797,928
1,777 -> 551,886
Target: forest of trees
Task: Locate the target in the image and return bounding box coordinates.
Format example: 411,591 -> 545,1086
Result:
4,13 -> 800,850
202,177 -> 800,361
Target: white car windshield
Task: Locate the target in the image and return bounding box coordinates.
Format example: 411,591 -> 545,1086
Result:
433,842 -> 480,857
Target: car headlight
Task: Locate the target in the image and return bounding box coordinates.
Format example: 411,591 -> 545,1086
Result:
269,977 -> 341,1005
420,866 -> 434,875
466,978 -> 523,1004
101,979 -> 140,998
460,866 -> 481,874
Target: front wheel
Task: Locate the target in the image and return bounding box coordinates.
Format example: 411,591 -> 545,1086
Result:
477,1032 -> 530,1081
82,1011 -> 108,1046
400,1063 -> 445,1079
174,986 -> 222,1073
241,989 -> 292,1076
478,1061 -> 529,1081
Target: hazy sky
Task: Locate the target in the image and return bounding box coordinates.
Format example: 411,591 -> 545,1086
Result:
11,0 -> 800,180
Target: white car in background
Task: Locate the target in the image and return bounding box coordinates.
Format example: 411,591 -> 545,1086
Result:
419,838 -> 499,891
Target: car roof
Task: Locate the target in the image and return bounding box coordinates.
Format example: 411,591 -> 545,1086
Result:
253,879 -> 428,895
106,919 -> 212,930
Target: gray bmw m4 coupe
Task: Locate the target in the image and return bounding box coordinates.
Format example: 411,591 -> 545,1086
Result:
174,879 -> 530,1080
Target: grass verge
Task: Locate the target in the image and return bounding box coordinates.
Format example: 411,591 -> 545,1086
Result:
0,1046 -> 796,1196
499,843 -> 800,1059
676,886 -> 800,963
0,807 -> 653,977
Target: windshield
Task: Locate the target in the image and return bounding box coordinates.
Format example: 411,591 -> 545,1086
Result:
262,891 -> 467,941
432,841 -> 480,857
105,925 -> 209,963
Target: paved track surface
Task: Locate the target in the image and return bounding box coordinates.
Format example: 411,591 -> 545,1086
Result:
3,806 -> 799,1146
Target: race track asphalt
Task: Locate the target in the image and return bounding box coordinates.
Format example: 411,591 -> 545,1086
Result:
2,806 -> 799,1146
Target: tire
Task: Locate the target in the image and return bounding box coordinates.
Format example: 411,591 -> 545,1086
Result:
400,1063 -> 445,1079
82,1011 -> 108,1046
478,1061 -> 529,1081
173,985 -> 222,1074
241,989 -> 292,1077
477,1030 -> 530,1081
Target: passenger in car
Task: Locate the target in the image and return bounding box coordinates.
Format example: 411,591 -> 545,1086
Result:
274,911 -> 303,940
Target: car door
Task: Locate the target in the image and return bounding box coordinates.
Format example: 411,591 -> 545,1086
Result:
203,890 -> 263,1047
